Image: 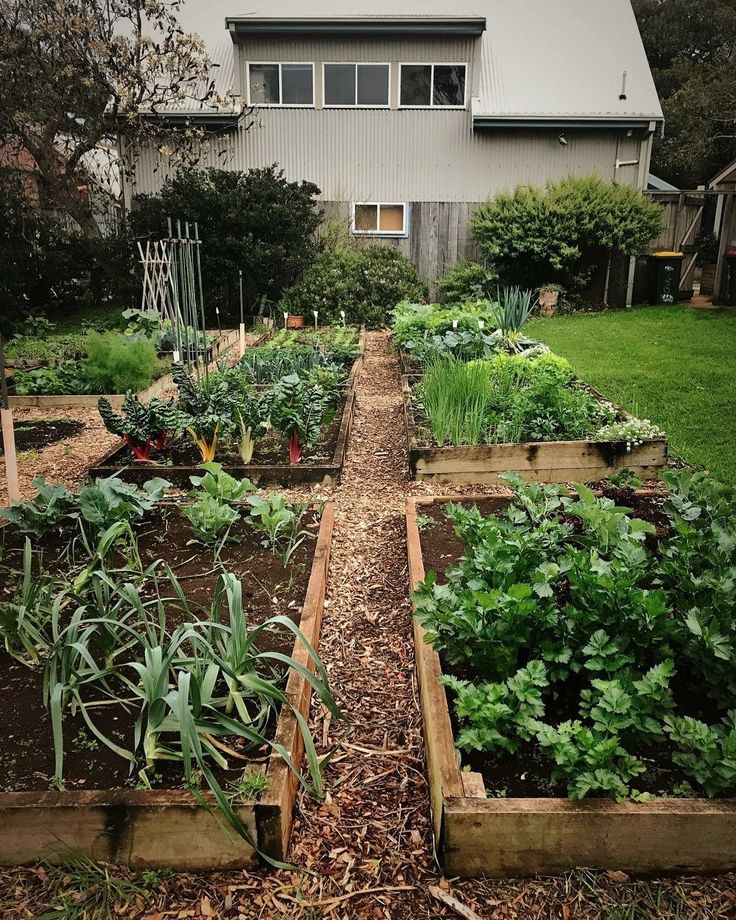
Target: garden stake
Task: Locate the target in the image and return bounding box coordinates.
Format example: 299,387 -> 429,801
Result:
176,219 -> 191,369
283,311 -> 288,329
313,310 -> 318,330
0,334 -> 20,505
340,310 -> 346,327
239,269 -> 246,357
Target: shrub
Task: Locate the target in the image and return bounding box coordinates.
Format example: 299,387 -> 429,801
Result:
471,175 -> 664,292
84,333 -> 158,394
130,166 -> 322,321
436,259 -> 498,302
283,245 -> 427,328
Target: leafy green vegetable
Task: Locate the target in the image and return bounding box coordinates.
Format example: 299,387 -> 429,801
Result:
189,463 -> 255,504
1,477 -> 74,535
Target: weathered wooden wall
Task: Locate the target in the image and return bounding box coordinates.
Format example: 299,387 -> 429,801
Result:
321,200 -> 480,284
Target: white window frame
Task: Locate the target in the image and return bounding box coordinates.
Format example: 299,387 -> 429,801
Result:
246,62 -> 315,108
350,202 -> 410,238
398,62 -> 467,110
322,62 -> 392,109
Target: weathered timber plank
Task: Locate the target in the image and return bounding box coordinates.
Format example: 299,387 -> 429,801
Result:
256,502 -> 335,861
407,499 -> 464,844
443,797 -> 736,878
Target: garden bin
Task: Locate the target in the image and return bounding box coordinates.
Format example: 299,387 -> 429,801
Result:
648,251 -> 684,305
724,249 -> 736,306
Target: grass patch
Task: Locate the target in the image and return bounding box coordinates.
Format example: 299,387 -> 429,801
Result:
532,306 -> 736,483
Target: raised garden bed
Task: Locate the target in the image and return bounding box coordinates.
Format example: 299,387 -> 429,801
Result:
7,328 -> 249,410
0,497 -> 335,870
406,492 -> 736,877
91,331 -> 365,488
402,375 -> 668,484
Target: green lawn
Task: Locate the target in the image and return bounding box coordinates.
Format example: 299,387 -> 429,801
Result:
532,305 -> 736,483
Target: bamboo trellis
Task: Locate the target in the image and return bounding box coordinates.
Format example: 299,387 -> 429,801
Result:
137,220 -> 210,371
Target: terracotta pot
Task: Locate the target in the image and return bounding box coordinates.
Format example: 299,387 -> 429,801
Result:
286,314 -> 306,329
539,289 -> 560,317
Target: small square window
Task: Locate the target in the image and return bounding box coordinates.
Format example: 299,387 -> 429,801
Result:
352,203 -> 408,236
248,63 -> 314,106
324,63 -> 389,107
400,63 -> 466,108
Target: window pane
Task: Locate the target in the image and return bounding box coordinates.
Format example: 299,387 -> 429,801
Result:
324,64 -> 356,105
401,65 -> 431,106
379,205 -> 405,233
433,65 -> 465,106
354,204 -> 378,232
281,63 -> 313,104
357,64 -> 389,106
249,63 -> 279,104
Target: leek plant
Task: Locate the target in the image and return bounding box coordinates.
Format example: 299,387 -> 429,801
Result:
38,566 -> 340,839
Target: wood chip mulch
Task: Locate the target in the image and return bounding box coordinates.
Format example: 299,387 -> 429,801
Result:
2,332 -> 736,918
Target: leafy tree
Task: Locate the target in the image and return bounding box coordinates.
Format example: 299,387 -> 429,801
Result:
0,0 -> 245,237
633,0 -> 736,185
130,166 -> 323,320
471,176 -> 663,292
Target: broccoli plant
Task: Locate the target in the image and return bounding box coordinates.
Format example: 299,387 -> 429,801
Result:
98,393 -> 185,462
267,374 -> 330,464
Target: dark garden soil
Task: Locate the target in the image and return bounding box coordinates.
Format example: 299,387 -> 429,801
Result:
0,504 -> 319,793
0,419 -> 85,454
418,494 -> 717,798
2,333 -> 736,920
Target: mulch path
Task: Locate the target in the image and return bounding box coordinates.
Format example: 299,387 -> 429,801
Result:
1,332 -> 736,918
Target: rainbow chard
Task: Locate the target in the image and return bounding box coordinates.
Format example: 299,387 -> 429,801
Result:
98,394 -> 185,462
267,374 -> 329,465
172,364 -> 235,464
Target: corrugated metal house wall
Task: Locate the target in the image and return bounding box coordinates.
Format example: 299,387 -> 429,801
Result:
130,33 -> 651,285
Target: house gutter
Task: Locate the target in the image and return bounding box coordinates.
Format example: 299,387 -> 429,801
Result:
473,116 -> 662,132
226,16 -> 486,36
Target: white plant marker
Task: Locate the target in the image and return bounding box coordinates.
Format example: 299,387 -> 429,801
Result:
478,320 -> 485,330
239,323 -> 246,358
173,349 -> 181,363
283,311 -> 289,329
452,319 -> 459,329
313,310 -> 319,330
340,310 -> 346,328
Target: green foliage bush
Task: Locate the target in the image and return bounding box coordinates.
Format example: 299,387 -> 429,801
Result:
84,333 -> 158,394
130,166 -> 322,321
471,176 -> 664,291
283,245 -> 427,328
436,259 -> 498,302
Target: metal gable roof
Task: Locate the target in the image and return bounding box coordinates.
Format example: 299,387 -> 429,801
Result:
164,0 -> 663,124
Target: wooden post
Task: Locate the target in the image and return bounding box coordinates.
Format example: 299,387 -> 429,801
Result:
714,193 -> 734,304
0,335 -> 20,505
